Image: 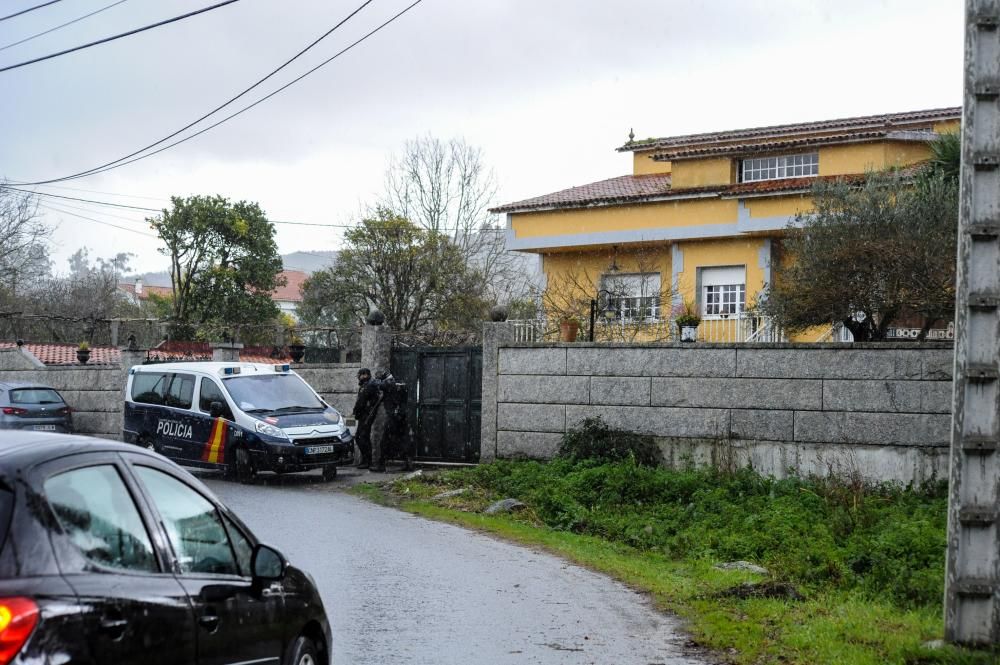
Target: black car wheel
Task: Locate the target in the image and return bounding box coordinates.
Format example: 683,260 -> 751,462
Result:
321,465 -> 337,481
231,446 -> 255,484
284,635 -> 319,665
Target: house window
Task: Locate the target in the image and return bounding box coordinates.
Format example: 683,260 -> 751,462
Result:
701,266 -> 746,317
602,273 -> 661,322
741,153 -> 818,182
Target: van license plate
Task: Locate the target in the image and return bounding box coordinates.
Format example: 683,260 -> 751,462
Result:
304,445 -> 335,455
33,425 -> 56,431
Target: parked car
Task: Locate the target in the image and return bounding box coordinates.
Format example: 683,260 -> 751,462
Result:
123,362 -> 353,482
0,382 -> 72,433
0,431 -> 331,665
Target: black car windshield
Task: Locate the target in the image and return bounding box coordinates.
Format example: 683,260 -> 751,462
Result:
10,388 -> 62,404
223,374 -> 325,414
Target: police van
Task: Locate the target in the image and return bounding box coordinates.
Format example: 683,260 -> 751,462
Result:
123,361 -> 353,481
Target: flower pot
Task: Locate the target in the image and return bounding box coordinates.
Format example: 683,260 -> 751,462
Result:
679,325 -> 699,343
76,350 -> 90,364
559,320 -> 579,343
288,344 -> 305,363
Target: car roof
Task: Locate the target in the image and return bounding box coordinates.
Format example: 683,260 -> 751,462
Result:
0,431 -> 159,472
0,381 -> 57,391
131,361 -> 292,375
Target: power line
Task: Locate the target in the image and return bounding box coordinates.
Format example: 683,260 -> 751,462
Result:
8,185 -> 506,231
15,0 -> 425,183
0,0 -> 63,23
0,0 -> 242,74
0,0 -> 131,52
21,0 -> 374,185
38,203 -> 159,237
30,182 -> 170,201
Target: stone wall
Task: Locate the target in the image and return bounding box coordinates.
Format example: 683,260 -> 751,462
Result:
0,348 -> 362,440
0,348 -> 125,438
485,335 -> 955,483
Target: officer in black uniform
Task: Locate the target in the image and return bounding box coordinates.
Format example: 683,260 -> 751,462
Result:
368,369 -> 414,472
351,368 -> 378,469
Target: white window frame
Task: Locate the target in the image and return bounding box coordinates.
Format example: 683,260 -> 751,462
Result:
701,266 -> 746,319
601,272 -> 661,323
741,152 -> 818,183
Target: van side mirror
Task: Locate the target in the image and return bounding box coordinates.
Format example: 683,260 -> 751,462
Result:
251,543 -> 286,582
209,401 -> 224,418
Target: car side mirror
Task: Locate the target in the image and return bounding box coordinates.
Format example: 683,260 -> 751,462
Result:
209,401 -> 225,419
251,543 -> 286,582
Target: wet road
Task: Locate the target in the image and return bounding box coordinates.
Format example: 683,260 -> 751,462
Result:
203,472 -> 707,665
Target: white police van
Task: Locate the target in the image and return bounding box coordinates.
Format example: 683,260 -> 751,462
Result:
123,361 -> 353,481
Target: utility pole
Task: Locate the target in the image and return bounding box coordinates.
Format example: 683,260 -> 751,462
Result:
946,0 -> 1000,646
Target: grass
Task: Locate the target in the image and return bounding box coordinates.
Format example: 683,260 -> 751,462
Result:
351,459 -> 999,665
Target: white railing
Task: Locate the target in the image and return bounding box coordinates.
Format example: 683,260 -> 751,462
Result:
696,313 -> 786,343
510,319 -> 548,343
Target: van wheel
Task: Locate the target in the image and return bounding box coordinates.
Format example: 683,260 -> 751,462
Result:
284,635 -> 319,665
231,446 -> 255,484
322,465 -> 337,481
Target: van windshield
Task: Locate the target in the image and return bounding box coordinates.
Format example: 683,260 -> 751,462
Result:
223,374 -> 326,415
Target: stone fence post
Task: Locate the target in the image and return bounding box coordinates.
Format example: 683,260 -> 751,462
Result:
361,317 -> 392,372
480,320 -> 516,463
119,348 -> 147,373
211,342 -> 243,362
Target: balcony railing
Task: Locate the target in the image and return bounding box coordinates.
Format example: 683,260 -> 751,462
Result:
508,313 -> 787,344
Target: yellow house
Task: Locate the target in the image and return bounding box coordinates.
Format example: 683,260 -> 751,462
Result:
492,107 -> 961,342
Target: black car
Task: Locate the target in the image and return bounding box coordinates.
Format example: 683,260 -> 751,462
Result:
0,431 -> 331,665
0,382 -> 73,433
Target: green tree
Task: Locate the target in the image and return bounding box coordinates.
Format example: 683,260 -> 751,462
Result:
148,195 -> 284,338
761,168 -> 958,341
299,208 -> 488,330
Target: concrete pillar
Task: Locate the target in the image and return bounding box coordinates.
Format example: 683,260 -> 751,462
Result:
119,348 -> 147,372
361,324 -> 392,373
211,342 -> 244,363
480,321 -> 516,463
110,320 -> 120,347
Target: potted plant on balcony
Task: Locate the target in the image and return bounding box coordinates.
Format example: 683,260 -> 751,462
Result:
559,316 -> 580,343
287,334 -> 306,363
76,341 -> 91,364
673,302 -> 701,343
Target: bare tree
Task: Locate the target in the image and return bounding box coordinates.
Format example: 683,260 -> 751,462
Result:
381,136 -> 536,306
540,246 -> 674,342
0,184 -> 51,298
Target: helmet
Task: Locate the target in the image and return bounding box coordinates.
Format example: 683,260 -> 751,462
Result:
374,369 -> 393,382
357,367 -> 371,379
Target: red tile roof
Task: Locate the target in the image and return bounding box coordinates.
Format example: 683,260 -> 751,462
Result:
0,342 -> 120,366
619,106 -> 960,153
119,283 -> 174,300
273,270 -> 307,303
491,174 -> 672,213
0,341 -> 292,366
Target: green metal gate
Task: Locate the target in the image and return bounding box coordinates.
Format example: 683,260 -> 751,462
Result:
391,346 -> 482,463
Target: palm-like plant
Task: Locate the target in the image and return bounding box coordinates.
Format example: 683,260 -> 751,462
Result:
927,131 -> 961,182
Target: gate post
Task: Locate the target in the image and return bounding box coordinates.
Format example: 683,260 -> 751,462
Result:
480,320 -> 516,463
361,315 -> 392,373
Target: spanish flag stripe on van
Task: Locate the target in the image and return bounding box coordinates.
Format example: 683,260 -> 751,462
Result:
201,418 -> 227,464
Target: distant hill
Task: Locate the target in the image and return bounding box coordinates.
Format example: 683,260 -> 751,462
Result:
280,251 -> 338,274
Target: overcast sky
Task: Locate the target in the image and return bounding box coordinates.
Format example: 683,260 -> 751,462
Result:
0,0 -> 963,274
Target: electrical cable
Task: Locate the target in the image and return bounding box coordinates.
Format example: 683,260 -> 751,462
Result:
18,0 -> 374,185
4,186 -> 161,211
38,203 -> 159,237
14,0 -> 424,184
0,0 -> 131,52
0,0 -> 63,23
0,0 -> 242,73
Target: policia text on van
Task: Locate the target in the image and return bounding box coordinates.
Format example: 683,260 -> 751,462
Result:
124,362 -> 353,481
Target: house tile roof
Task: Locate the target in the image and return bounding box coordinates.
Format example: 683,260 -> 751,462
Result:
650,130 -> 936,161
273,270 -> 307,303
119,283 -> 175,300
619,106 -> 960,153
490,174 -> 672,214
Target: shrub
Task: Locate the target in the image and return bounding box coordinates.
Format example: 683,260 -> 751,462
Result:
557,417 -> 661,467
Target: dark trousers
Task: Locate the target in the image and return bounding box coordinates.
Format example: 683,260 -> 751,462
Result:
356,423 -> 372,465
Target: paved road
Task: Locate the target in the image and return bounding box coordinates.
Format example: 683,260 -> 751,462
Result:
202,471 -> 708,665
